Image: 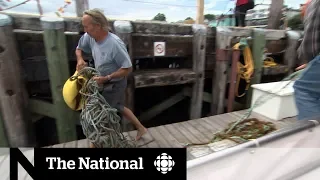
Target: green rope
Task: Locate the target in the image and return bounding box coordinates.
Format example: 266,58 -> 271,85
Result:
226,69 -> 305,133
75,67 -> 136,148
185,69 -> 305,147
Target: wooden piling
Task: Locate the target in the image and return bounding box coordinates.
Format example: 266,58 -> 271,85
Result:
0,111 -> 8,147
227,50 -> 241,112
246,29 -> 266,108
0,14 -> 36,147
211,27 -> 232,115
284,31 -> 302,74
40,16 -> 77,143
190,24 -> 207,119
113,20 -> 135,131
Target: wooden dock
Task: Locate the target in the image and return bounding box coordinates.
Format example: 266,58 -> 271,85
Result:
45,109 -> 297,159
0,109 -> 297,179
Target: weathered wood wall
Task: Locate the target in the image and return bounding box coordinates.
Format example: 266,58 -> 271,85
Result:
3,13 -> 216,90
1,12 -> 303,120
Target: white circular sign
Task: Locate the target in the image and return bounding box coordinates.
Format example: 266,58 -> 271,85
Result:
155,44 -> 164,54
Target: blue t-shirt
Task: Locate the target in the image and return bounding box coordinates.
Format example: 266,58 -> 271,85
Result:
76,32 -> 132,82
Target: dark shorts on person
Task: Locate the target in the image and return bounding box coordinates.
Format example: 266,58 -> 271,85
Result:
100,78 -> 127,113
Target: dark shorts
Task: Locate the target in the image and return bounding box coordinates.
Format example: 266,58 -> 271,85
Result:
100,78 -> 127,113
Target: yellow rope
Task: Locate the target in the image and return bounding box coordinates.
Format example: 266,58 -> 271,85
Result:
234,43 -> 279,98
263,57 -> 278,67
233,43 -> 254,98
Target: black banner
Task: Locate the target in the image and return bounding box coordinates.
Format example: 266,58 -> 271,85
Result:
10,148 -> 187,180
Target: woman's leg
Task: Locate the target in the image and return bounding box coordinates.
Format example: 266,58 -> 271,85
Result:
293,55 -> 320,120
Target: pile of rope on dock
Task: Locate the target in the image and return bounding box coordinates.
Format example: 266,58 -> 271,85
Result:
210,118 -> 277,144
75,67 -> 136,148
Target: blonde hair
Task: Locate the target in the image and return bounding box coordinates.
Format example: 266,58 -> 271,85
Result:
83,8 -> 109,31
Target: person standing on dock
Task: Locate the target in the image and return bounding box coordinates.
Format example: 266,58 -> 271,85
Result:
293,0 -> 320,121
234,0 -> 255,27
75,8 -> 147,140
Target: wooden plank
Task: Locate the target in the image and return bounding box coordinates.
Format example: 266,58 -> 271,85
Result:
0,12 -> 86,32
29,99 -> 56,118
163,124 -> 195,160
0,12 -> 198,35
284,31 -> 302,74
131,33 -> 193,57
0,111 -> 8,147
206,114 -> 233,129
262,29 -> 286,40
133,69 -> 196,88
227,26 -> 286,40
180,121 -> 210,143
171,122 -> 202,144
192,117 -> 221,133
15,30 -> 84,61
139,90 -> 186,122
77,139 -> 90,148
190,24 -> 207,119
51,142 -> 65,148
186,119 -> 214,140
147,127 -> 172,148
132,21 -> 193,35
164,123 -> 191,146
64,140 -> 77,148
225,27 -> 252,37
246,29 -> 266,108
155,126 -> 184,148
0,14 -> 36,147
202,117 -> 227,131
41,16 -> 77,143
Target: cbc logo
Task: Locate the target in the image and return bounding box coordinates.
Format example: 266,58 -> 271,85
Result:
154,153 -> 175,174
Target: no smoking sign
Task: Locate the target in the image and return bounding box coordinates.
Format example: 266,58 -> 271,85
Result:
154,42 -> 165,56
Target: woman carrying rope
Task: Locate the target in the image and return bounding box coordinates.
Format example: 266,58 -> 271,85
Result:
75,9 -> 147,144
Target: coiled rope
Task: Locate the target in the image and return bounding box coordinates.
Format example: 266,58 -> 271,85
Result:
234,41 -> 279,98
75,67 -> 136,148
234,41 -> 254,98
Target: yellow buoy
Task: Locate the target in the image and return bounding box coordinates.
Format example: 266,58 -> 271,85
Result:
62,71 -> 88,111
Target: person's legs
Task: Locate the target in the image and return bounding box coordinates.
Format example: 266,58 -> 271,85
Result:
239,13 -> 246,27
102,79 -> 147,140
235,6 -> 240,27
239,4 -> 250,27
293,55 -> 320,120
122,107 -> 147,140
